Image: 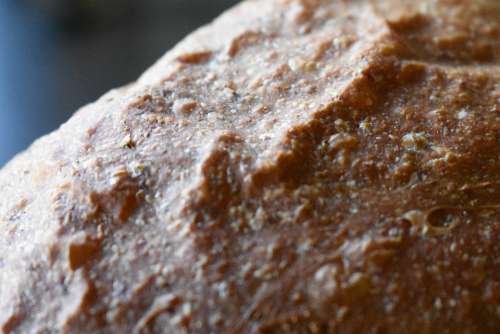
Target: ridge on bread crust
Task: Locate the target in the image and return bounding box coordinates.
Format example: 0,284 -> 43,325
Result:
0,0 -> 499,333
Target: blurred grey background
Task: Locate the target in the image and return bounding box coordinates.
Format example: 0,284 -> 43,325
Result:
0,0 -> 239,167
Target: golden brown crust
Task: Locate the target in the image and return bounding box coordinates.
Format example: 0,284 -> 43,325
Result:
0,0 -> 499,333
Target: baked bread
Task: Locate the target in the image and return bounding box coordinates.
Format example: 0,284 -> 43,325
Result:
1,0 -> 499,332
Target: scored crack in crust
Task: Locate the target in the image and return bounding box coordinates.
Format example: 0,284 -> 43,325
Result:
0,0 -> 499,333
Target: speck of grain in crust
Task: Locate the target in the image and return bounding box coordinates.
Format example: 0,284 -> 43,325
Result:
227,31 -> 262,57
401,132 -> 427,150
176,51 -> 212,64
327,133 -> 359,151
67,233 -> 101,271
173,98 -> 197,116
282,0 -> 320,24
120,134 -> 135,149
457,109 -> 468,119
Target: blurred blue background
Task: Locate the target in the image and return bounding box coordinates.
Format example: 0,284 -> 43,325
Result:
0,0 -> 238,167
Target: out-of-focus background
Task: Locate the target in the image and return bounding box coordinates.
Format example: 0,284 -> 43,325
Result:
0,0 -> 239,167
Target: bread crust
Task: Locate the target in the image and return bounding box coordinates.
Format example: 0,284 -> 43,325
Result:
0,0 -> 499,332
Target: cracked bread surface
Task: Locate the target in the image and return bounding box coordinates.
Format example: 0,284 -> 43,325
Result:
0,0 -> 499,333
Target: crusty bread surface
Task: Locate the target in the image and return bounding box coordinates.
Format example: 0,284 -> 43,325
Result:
0,0 -> 499,333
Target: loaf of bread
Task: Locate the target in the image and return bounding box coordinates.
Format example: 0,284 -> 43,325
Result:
1,0 -> 499,332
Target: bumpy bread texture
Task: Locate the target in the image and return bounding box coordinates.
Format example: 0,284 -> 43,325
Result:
1,0 -> 499,333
